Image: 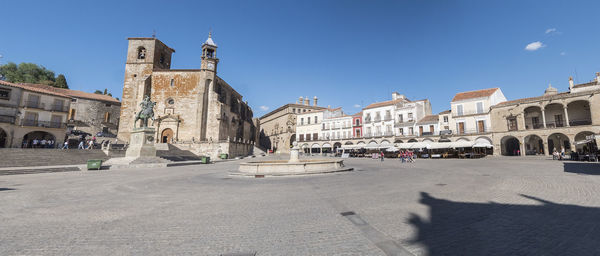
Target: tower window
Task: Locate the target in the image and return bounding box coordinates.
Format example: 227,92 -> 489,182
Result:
159,54 -> 165,64
170,79 -> 174,87
137,47 -> 146,59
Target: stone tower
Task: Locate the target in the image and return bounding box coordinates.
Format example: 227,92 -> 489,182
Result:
117,38 -> 175,142
200,32 -> 219,72
199,32 -> 221,141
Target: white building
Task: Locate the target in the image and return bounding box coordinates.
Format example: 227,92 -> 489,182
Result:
450,88 -> 506,135
322,113 -> 353,140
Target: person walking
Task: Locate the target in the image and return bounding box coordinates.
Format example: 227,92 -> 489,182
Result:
62,141 -> 69,149
32,139 -> 39,148
87,139 -> 94,150
408,151 -> 415,163
78,140 -> 85,150
380,151 -> 384,162
560,147 -> 565,160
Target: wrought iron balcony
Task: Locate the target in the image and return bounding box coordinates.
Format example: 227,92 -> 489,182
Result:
0,115 -> 16,124
20,119 -> 66,128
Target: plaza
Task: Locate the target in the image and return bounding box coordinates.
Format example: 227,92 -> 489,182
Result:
2,156 -> 600,255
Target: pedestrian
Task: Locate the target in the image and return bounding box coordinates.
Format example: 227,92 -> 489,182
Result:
32,139 -> 39,148
87,139 -> 94,150
560,147 -> 565,160
22,140 -> 28,148
401,151 -> 406,163
380,151 -> 384,162
78,140 -> 85,149
62,141 -> 69,149
408,151 -> 415,163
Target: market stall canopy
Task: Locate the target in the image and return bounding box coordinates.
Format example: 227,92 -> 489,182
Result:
473,138 -> 493,148
386,146 -> 399,152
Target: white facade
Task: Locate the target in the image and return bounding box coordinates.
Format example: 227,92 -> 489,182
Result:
322,115 -> 353,140
450,88 -> 507,135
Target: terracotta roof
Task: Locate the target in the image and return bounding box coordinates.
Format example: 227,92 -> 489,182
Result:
0,81 -> 70,98
438,110 -> 451,114
352,111 -> 363,117
451,88 -> 499,102
363,99 -> 405,110
417,115 -> 439,124
56,88 -> 120,104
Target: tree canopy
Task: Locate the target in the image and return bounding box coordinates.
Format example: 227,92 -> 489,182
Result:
0,62 -> 68,89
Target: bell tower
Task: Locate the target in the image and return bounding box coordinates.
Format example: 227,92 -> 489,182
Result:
201,32 -> 219,73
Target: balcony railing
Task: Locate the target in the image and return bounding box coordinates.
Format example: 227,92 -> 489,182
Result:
453,110 -> 487,117
0,115 -> 16,124
20,119 -> 66,128
383,116 -> 392,121
455,129 -> 489,135
570,119 -> 592,126
374,117 -> 381,122
394,120 -> 415,127
384,131 -> 394,137
22,101 -> 69,112
364,119 -> 372,124
353,123 -> 362,127
24,101 -> 42,109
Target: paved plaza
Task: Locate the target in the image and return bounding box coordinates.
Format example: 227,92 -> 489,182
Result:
2,157 -> 600,255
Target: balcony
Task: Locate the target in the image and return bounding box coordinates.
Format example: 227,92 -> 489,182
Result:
20,119 -> 66,128
50,104 -> 69,112
364,119 -> 372,124
383,116 -> 392,121
394,120 -> 415,127
374,117 -> 381,122
353,122 -> 362,127
455,129 -> 489,135
0,115 -> 16,124
24,101 -> 43,109
570,119 -> 592,126
384,131 -> 394,137
453,110 -> 487,117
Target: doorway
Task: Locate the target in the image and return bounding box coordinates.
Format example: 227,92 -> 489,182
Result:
161,128 -> 174,143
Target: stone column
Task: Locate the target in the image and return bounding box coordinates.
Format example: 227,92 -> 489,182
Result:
563,106 -> 570,127
541,110 -> 547,128
519,141 -> 525,156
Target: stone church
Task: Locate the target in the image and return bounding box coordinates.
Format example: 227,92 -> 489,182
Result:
117,33 -> 258,158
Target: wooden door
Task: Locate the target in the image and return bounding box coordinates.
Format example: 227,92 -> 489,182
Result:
419,126 -> 423,135
458,122 -> 465,134
477,120 -> 485,133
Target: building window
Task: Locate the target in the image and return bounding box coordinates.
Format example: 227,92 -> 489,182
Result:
0,88 -> 10,100
68,109 -> 76,120
307,117 -> 311,124
429,125 -> 434,133
408,113 -> 413,121
457,105 -> 464,116
170,79 -> 174,87
408,127 -> 414,135
159,54 -> 165,64
507,117 -> 518,131
399,114 -> 403,123
137,47 -> 146,59
315,116 -> 318,123
105,103 -> 111,107
399,128 -> 404,135
313,133 -> 318,140
476,102 -> 484,114
443,116 -> 448,122
300,118 -> 304,125
104,112 -> 111,123
306,134 -> 311,141
458,122 -> 466,134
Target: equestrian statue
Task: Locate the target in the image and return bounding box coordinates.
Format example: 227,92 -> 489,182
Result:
134,95 -> 156,128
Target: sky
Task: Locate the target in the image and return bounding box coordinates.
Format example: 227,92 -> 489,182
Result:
1,0 -> 599,116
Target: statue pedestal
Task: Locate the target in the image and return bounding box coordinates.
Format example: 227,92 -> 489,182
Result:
289,147 -> 300,163
126,127 -> 157,158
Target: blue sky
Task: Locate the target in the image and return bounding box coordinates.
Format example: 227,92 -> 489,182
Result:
1,0 -> 599,116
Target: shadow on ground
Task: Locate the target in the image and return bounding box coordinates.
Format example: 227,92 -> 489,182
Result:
563,162 -> 600,175
0,188 -> 16,191
408,192 -> 600,256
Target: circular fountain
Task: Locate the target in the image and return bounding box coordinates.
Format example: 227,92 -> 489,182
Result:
235,142 -> 353,177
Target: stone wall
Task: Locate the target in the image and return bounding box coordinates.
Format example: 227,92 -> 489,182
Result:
70,98 -> 121,135
172,140 -> 254,159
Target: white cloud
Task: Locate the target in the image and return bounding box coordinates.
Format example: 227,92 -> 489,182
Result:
525,41 -> 545,51
545,28 -> 557,34
560,52 -> 566,56
353,104 -> 361,108
259,105 -> 269,111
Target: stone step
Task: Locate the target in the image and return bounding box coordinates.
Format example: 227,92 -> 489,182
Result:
0,149 -> 109,168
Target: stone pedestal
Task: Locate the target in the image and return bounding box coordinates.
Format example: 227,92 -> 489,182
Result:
289,141 -> 300,163
126,127 -> 157,158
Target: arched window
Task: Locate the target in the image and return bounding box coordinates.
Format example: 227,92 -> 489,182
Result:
137,47 -> 146,59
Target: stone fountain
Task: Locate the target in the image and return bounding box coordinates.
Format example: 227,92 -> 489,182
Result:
235,141 -> 352,176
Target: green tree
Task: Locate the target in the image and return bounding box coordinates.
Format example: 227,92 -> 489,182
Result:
55,74 -> 68,89
94,90 -> 103,94
0,62 -> 64,88
103,88 -> 108,95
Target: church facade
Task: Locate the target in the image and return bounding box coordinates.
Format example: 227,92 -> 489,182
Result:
117,34 -> 257,158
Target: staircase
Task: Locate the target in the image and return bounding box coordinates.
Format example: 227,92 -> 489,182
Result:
156,144 -> 204,161
0,149 -> 112,168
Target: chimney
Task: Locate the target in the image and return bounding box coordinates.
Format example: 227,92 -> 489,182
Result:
569,76 -> 574,91
313,96 -> 318,106
596,72 -> 600,84
305,97 -> 309,106
298,96 -> 304,105
392,92 -> 400,100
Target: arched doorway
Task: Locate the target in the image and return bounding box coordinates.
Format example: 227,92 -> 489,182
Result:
501,136 -> 521,156
548,133 -> 571,153
408,139 -> 418,143
524,135 -> 544,155
333,142 -> 342,152
0,128 -> 6,148
161,128 -> 174,143
23,131 -> 56,148
574,131 -> 596,153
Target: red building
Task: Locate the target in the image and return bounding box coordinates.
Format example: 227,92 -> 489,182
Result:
352,112 -> 363,138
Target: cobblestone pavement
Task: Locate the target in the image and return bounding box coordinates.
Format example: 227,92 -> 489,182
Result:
1,157 -> 600,255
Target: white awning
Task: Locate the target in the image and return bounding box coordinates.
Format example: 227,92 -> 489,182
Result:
429,142 -> 453,149
472,138 -> 492,148
386,146 -> 399,152
453,140 -> 474,148
322,143 -> 332,148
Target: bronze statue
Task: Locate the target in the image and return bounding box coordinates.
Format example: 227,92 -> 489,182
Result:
134,95 -> 156,128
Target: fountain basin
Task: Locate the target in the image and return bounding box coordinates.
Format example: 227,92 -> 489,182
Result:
236,159 -> 352,176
